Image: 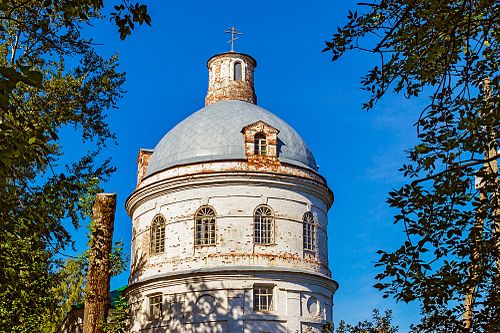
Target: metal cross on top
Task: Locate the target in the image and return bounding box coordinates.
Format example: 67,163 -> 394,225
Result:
224,27 -> 242,52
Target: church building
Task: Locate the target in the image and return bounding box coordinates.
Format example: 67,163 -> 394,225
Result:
124,48 -> 338,332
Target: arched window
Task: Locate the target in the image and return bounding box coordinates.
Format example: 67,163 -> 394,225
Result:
254,133 -> 267,156
150,215 -> 165,255
303,212 -> 315,251
195,206 -> 216,246
254,205 -> 274,244
234,61 -> 242,81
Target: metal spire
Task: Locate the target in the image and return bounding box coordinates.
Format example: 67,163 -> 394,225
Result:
224,27 -> 242,52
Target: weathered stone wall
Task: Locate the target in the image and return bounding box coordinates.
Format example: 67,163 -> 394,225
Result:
127,158 -> 335,332
125,271 -> 335,333
133,160 -> 328,193
129,178 -> 330,283
137,149 -> 153,186
205,53 -> 257,106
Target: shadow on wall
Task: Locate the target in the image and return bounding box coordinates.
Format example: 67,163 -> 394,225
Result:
135,277 -> 292,333
127,268 -> 331,333
129,246 -> 147,284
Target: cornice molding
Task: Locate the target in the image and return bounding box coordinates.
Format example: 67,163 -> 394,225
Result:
124,266 -> 339,297
126,170 -> 333,217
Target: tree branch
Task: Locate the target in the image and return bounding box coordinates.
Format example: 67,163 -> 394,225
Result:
412,154 -> 500,185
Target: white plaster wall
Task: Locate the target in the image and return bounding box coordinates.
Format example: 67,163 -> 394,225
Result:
129,181 -> 330,284
126,161 -> 335,333
134,161 -> 326,191
127,271 -> 335,333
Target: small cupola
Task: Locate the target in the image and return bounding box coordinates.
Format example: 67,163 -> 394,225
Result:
205,52 -> 257,106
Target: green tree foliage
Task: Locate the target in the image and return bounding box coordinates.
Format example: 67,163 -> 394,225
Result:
102,296 -> 130,333
335,309 -> 398,333
40,256 -> 87,333
0,1 -> 149,332
0,0 -> 151,109
40,241 -> 128,333
324,0 -> 499,331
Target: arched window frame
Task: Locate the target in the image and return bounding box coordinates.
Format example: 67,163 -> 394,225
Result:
303,211 -> 316,251
194,206 -> 217,246
254,205 -> 275,244
254,132 -> 267,156
233,61 -> 243,81
150,214 -> 166,255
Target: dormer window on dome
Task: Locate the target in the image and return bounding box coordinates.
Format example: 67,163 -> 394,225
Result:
242,121 -> 279,159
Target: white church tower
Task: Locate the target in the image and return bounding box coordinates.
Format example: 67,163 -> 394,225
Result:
125,46 -> 337,332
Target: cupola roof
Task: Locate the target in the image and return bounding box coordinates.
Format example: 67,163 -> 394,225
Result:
146,100 -> 317,175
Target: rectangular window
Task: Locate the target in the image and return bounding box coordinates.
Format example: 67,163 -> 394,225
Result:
303,221 -> 314,250
258,139 -> 267,155
149,294 -> 162,320
254,133 -> 267,156
254,215 -> 274,244
253,285 -> 274,312
152,225 -> 165,255
195,217 -> 216,245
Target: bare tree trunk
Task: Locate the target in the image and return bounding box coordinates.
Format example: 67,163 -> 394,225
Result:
463,188 -> 485,331
482,77 -> 500,271
464,77 -> 499,331
83,193 -> 117,333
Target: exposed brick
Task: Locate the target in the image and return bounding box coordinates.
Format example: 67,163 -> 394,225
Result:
136,149 -> 153,186
205,53 -> 257,105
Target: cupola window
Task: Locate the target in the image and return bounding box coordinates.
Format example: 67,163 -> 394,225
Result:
150,215 -> 165,255
234,61 -> 242,81
195,206 -> 216,246
254,133 -> 267,156
303,211 -> 316,251
254,205 -> 274,244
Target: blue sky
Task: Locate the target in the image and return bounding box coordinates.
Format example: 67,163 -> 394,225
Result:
64,0 -> 426,330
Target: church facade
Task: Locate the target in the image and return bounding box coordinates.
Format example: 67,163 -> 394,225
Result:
124,50 -> 337,333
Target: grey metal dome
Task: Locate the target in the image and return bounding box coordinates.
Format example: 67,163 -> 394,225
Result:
146,100 -> 317,175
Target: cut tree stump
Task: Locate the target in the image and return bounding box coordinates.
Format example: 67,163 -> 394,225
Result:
83,193 -> 117,333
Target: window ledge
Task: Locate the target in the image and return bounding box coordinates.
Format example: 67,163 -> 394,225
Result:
242,313 -> 286,321
194,244 -> 217,248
